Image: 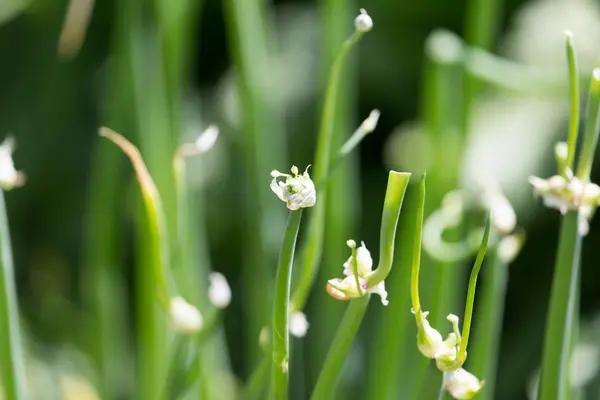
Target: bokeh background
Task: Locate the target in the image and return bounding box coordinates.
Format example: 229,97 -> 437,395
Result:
1,0 -> 600,399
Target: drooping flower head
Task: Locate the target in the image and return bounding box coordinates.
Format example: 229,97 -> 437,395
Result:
169,297 -> 203,334
208,272 -> 231,309
270,165 -> 316,210
326,240 -> 389,305
0,136 -> 25,190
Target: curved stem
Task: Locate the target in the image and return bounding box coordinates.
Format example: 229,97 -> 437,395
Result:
365,171 -> 411,287
458,214 -> 491,363
271,210 -> 304,399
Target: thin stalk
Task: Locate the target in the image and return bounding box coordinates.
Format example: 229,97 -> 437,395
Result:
410,175 -> 427,321
457,215 -> 491,363
223,0 -> 287,371
564,32 -> 580,172
538,212 -> 582,399
309,295 -> 370,399
271,210 -> 304,399
311,170 -> 409,398
0,190 -> 25,400
468,249 -> 510,400
291,28 -> 365,313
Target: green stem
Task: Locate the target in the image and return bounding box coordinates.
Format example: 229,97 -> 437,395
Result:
564,32 -> 580,173
0,191 -> 25,400
272,210 -> 304,399
410,174 -> 427,321
576,69 -> 600,181
291,29 -> 365,313
310,295 -> 370,399
538,212 -> 582,400
244,352 -> 271,400
365,171 -> 411,287
468,249 -> 509,400
458,215 -> 491,363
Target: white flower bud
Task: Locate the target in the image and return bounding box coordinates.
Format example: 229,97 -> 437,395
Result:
290,311 -> 310,338
346,239 -> 356,249
415,312 -> 443,358
259,326 -> 270,349
361,109 -> 380,133
343,241 -> 373,277
0,137 -> 24,190
442,368 -> 484,399
169,297 -> 203,334
555,141 -> 568,163
354,8 -> 373,33
326,276 -> 367,301
498,233 -> 525,263
270,165 -> 316,210
194,125 -> 219,153
208,272 -> 231,309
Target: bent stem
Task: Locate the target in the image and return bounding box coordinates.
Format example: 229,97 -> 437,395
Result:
309,295 -> 370,399
291,29 -> 366,313
0,190 -> 25,400
99,128 -> 172,305
272,210 -> 304,399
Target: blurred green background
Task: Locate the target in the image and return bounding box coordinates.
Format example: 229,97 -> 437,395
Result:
2,0 -> 600,399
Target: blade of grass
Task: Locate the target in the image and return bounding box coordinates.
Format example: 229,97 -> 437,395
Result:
271,209 -> 304,399
222,0 -> 287,372
0,190 -> 25,400
311,170 -> 410,398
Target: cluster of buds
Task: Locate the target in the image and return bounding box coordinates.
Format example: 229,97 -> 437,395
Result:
270,166 -> 316,211
326,240 -> 388,306
414,311 -> 484,399
529,174 -> 600,235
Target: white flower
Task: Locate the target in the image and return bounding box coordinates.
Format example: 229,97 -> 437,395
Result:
326,240 -> 389,305
169,297 -> 203,334
435,333 -> 461,372
208,272 -> 231,309
194,125 -> 219,153
0,137 -> 24,190
414,310 -> 443,358
270,165 -> 316,210
443,368 -> 484,399
290,311 -> 309,338
354,8 -> 373,33
498,233 -> 525,263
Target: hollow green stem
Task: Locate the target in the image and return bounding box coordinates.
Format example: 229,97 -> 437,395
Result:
564,32 -> 580,173
0,190 -> 25,400
365,171 -> 411,287
576,69 -> 600,181
457,214 -> 491,363
410,174 -> 426,323
309,295 -> 370,399
291,29 -> 365,313
538,212 -> 582,400
272,210 -> 304,399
